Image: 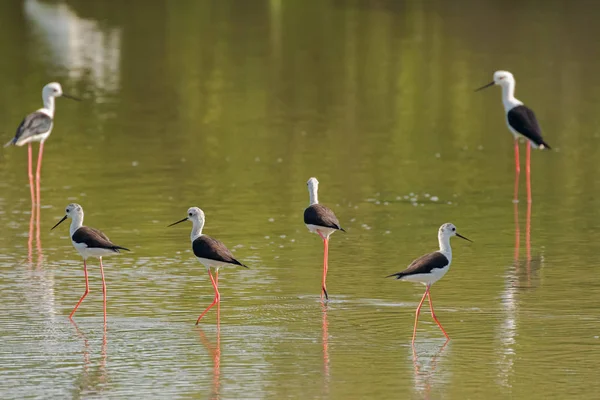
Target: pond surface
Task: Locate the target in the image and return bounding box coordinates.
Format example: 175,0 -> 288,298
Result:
1,0 -> 600,399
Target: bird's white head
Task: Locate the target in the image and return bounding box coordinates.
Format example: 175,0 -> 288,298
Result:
492,70 -> 515,87
42,82 -> 64,98
186,207 -> 205,224
51,203 -> 84,232
438,223 -> 471,242
307,177 -> 319,205
168,207 -> 206,241
475,70 -> 516,93
64,203 -> 83,218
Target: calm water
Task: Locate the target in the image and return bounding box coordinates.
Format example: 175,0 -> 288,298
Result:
1,0 -> 600,398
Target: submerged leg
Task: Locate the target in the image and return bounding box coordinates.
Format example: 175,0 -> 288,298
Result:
412,286 -> 430,344
317,231 -> 329,300
70,260 -> 90,319
35,142 -> 45,207
99,257 -> 107,324
196,269 -> 220,325
513,139 -> 520,202
526,141 -> 532,203
28,143 -> 35,205
427,289 -> 449,339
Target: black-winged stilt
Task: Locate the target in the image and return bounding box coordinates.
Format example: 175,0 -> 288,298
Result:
387,223 -> 471,344
169,207 -> 248,325
51,203 -> 129,323
303,177 -> 345,301
476,71 -> 551,203
4,83 -> 79,206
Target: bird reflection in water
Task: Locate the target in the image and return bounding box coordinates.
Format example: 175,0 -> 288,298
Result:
513,195 -> 543,288
197,301 -> 221,400
322,303 -> 330,395
411,339 -> 449,397
27,193 -> 43,268
70,320 -> 108,398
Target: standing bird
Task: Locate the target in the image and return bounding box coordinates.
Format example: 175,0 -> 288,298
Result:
476,71 -> 551,203
169,207 -> 248,325
4,83 -> 79,207
387,223 -> 471,344
51,203 -> 129,323
304,177 -> 345,301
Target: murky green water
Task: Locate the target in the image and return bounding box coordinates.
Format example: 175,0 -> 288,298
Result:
2,0 -> 600,398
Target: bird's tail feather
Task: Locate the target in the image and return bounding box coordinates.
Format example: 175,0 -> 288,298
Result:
4,138 -> 15,148
386,272 -> 404,279
114,246 -> 130,252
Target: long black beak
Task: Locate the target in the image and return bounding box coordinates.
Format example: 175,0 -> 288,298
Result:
167,217 -> 188,227
475,81 -> 494,92
51,215 -> 68,230
61,93 -> 81,101
456,233 -> 473,242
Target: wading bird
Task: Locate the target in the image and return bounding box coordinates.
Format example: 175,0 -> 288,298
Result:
52,203 -> 129,323
387,223 -> 471,344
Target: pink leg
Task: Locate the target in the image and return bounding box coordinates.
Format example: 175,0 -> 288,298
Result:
28,143 -> 35,205
513,139 -> 520,202
100,257 -> 107,324
526,141 -> 532,203
28,204 -> 34,264
35,142 -> 44,207
514,202 -> 520,270
427,290 -> 449,339
70,260 -> 90,319
196,269 -> 220,325
317,231 -> 329,300
215,270 -> 220,326
412,286 -> 430,344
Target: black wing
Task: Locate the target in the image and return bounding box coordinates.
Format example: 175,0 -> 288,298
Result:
6,112 -> 53,146
507,105 -> 551,149
193,235 -> 247,267
387,251 -> 449,279
72,226 -> 130,252
304,204 -> 345,231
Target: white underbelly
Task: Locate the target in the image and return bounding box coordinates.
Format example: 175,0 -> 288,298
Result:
16,130 -> 52,146
72,241 -> 118,259
196,257 -> 235,271
305,224 -> 337,238
400,266 -> 449,286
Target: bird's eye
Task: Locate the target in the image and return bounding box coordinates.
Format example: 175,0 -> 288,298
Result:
498,77 -> 504,80
65,209 -> 69,213
188,213 -> 193,217
452,227 -> 456,231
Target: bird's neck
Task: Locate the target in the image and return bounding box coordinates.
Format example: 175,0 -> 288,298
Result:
190,220 -> 204,242
43,95 -> 55,117
438,234 -> 452,257
70,215 -> 84,236
309,188 -> 319,205
501,82 -> 523,111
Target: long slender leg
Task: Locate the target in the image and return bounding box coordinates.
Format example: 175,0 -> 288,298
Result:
317,231 -> 329,300
70,260 -> 90,319
514,202 -> 520,272
28,143 -> 35,205
196,269 -> 220,325
526,141 -> 532,203
513,139 -> 520,202
35,142 -> 44,207
426,290 -> 449,339
99,257 -> 107,324
412,286 -> 430,344
28,204 -> 34,264
215,270 -> 220,324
